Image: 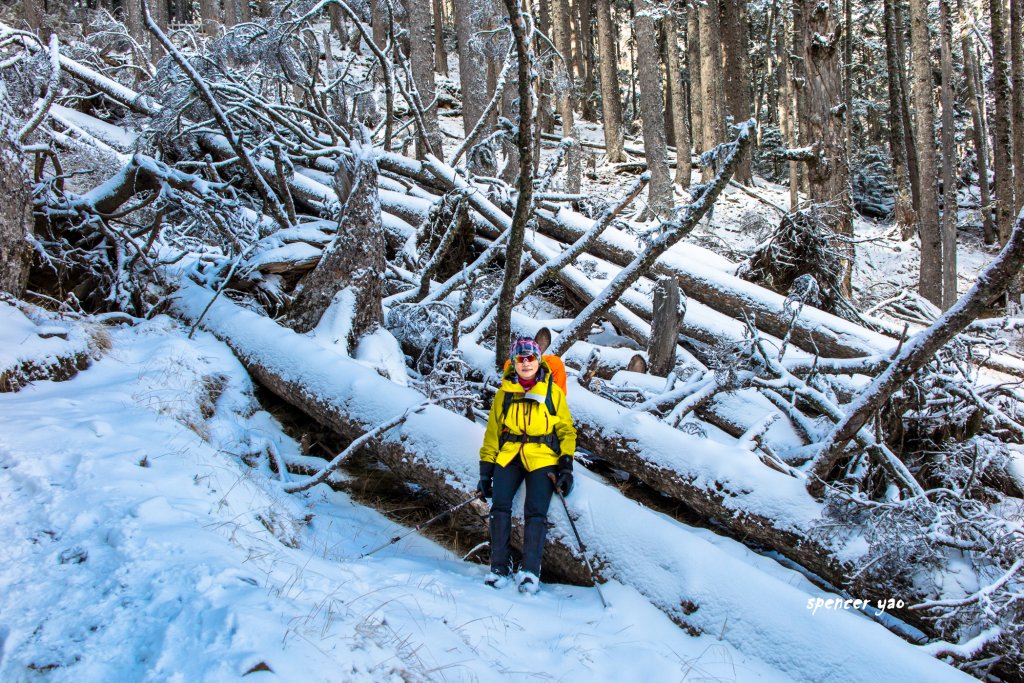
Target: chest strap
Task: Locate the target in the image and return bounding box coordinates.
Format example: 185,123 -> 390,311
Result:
498,430 -> 562,455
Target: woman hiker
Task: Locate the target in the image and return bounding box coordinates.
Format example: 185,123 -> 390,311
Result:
476,337 -> 577,593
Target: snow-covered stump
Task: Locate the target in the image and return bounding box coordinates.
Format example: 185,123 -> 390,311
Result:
286,143 -> 385,338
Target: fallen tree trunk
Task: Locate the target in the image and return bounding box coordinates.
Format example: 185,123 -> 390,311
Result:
537,206 -> 1024,379
169,278 -> 972,682
562,374 -> 954,643
41,48 -> 1024,380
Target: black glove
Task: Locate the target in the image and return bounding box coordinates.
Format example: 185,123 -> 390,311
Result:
477,461 -> 495,499
555,455 -> 574,496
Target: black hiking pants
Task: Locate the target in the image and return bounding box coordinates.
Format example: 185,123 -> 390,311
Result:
489,456 -> 556,577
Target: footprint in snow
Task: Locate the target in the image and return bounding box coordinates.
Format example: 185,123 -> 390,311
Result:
89,420 -> 113,438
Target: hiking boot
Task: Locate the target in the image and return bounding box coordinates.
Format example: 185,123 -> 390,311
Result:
484,571 -> 510,589
517,571 -> 540,594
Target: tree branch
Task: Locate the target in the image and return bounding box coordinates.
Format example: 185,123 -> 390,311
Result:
141,0 -> 292,232
807,206 -> 1024,498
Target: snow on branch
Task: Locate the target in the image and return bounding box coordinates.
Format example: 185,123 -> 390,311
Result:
17,33 -> 59,145
547,120 -> 756,357
141,2 -> 291,232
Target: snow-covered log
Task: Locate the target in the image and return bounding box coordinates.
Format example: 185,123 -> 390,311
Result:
170,280 -> 973,683
535,206 -> 898,359
0,300 -> 96,392
168,278 -> 591,587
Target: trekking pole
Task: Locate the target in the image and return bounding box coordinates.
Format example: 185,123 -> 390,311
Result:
359,492 -> 482,559
548,473 -> 609,609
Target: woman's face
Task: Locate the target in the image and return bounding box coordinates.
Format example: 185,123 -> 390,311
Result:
514,354 -> 539,381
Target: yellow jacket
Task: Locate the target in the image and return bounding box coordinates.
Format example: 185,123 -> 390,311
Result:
480,361 -> 577,471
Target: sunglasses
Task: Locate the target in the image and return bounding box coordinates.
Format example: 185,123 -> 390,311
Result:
514,354 -> 538,364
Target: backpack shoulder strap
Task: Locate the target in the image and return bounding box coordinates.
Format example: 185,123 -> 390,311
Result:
501,390 -> 514,423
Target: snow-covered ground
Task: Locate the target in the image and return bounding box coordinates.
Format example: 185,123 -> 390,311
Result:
0,298 -> 982,682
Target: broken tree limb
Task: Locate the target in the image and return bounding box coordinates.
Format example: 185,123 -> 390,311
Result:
17,34 -> 60,145
535,204 -> 1024,379
515,173 -> 649,307
536,207 -> 897,359
808,206 -> 1024,497
462,172 -> 649,338
283,401 -> 428,493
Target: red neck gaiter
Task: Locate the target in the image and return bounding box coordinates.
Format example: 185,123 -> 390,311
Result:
518,375 -> 538,392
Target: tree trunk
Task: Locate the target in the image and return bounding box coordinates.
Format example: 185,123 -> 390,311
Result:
909,0 -> 942,306
778,0 -> 799,211
0,132 -> 32,297
663,10 -> 690,188
23,0 -> 43,32
452,0 -> 497,138
883,0 -> 916,233
648,276 -> 682,376
990,0 -> 1016,245
595,0 -> 624,162
938,0 -> 958,309
698,0 -> 725,181
493,0 -> 536,368
632,0 -> 673,217
287,149 -> 385,341
719,0 -> 753,184
686,7 -> 703,166
405,0 -> 442,160
796,0 -> 853,293
958,0 -> 995,243
552,0 -> 577,138
372,0 -> 389,55
577,0 -> 597,120
1011,0 -> 1024,215
893,0 -> 920,212
200,0 -> 219,34
224,0 -> 238,26
962,29 -> 997,244
150,0 -> 169,60
433,0 -> 449,76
